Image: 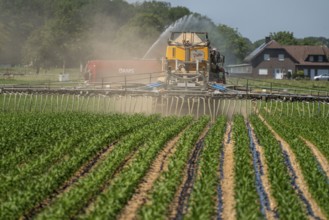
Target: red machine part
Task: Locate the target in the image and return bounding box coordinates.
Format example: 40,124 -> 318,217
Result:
85,59 -> 163,83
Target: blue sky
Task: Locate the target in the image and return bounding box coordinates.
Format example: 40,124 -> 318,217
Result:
126,0 -> 329,42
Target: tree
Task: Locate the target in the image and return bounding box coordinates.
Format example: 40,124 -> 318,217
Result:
112,13 -> 163,58
269,31 -> 298,45
0,0 -> 57,65
168,6 -> 190,23
22,0 -> 90,71
299,37 -> 329,47
216,24 -> 253,64
0,21 -> 9,58
2,0 -> 328,68
22,24 -> 59,73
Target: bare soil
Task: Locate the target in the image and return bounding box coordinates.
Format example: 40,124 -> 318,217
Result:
169,125 -> 209,219
300,136 -> 329,178
221,122 -> 236,220
258,114 -> 326,220
62,142 -> 117,193
249,123 -> 277,220
82,146 -> 140,216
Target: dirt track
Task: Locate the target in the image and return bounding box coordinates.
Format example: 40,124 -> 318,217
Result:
118,129 -> 185,220
221,122 -> 236,220
300,136 -> 329,178
249,124 -> 277,220
169,126 -> 209,219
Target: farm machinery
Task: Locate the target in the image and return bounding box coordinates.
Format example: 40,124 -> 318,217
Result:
1,32 -> 329,119
83,32 -> 227,94
164,32 -> 226,90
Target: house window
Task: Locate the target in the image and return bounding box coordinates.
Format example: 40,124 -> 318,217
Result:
309,56 -> 314,62
318,56 -> 323,62
304,69 -> 308,76
264,54 -> 270,61
274,68 -> 281,74
259,69 -> 268,75
278,54 -> 284,61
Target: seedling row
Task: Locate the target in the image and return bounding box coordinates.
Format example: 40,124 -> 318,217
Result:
1,110 -> 328,219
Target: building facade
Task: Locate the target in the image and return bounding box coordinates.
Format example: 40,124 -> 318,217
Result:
229,38 -> 329,79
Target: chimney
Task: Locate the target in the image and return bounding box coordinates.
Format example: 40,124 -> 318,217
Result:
265,36 -> 271,44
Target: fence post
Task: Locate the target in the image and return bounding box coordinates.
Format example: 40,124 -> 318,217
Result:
246,79 -> 249,96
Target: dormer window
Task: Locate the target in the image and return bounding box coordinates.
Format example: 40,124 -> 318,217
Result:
278,54 -> 284,61
264,54 -> 270,61
309,56 -> 314,62
318,56 -> 323,62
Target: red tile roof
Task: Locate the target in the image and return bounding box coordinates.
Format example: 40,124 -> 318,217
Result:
283,45 -> 329,65
245,40 -> 329,66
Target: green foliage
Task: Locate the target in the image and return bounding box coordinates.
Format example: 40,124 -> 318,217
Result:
138,116 -> 209,219
185,116 -> 227,219
0,112 -> 155,219
249,115 -> 307,219
0,0 -> 328,67
1,102 -> 329,219
292,70 -> 306,79
216,24 -> 253,64
261,109 -> 329,217
0,0 -> 192,66
232,115 -> 263,219
268,31 -> 328,47
35,116 -> 184,219
82,116 -> 192,219
270,31 -> 298,45
298,37 -> 329,47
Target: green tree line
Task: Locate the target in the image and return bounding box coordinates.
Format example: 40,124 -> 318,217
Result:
0,0 -> 327,71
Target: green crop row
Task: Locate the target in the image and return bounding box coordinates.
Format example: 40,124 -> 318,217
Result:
270,112 -> 329,161
137,116 -> 210,219
82,116 -> 193,219
0,112 -> 81,166
1,113 -> 128,175
35,116 -> 183,219
184,116 -> 227,220
232,115 -> 262,219
263,113 -> 329,218
249,115 -> 307,219
258,101 -> 329,160
0,113 -> 156,219
0,113 -> 152,201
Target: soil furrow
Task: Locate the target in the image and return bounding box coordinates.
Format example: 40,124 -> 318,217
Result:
169,126 -> 209,219
249,124 -> 278,220
23,142 -> 116,219
62,141 -> 118,193
258,114 -> 326,220
221,122 -> 236,220
118,129 -> 186,220
299,136 -> 329,179
174,137 -> 204,220
79,146 -> 140,216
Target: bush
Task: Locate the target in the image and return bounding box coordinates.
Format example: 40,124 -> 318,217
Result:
292,70 -> 305,79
